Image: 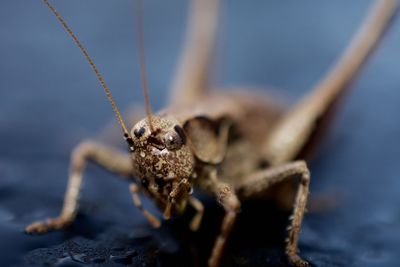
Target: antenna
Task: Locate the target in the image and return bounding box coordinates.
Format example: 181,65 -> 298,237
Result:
134,0 -> 154,133
42,0 -> 134,149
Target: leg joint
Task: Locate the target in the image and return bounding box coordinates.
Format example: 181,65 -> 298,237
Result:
71,140 -> 97,170
217,183 -> 241,212
292,160 -> 310,185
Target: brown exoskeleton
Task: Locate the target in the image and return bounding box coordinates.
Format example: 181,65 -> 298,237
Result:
26,0 -> 397,266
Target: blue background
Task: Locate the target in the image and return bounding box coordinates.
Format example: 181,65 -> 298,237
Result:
0,1 -> 399,266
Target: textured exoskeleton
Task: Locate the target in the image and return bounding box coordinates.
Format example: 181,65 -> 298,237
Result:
27,1 -> 397,266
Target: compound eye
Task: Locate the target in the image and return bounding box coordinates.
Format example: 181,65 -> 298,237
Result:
164,128 -> 184,150
133,127 -> 146,138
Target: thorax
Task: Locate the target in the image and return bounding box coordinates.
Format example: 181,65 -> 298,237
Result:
162,90 -> 285,190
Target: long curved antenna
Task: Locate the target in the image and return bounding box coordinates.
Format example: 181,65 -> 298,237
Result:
134,0 -> 154,133
43,0 -> 134,149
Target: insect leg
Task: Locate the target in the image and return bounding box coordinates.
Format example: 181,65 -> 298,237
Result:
169,0 -> 220,106
207,170 -> 241,267
188,196 -> 204,231
25,141 -> 133,234
236,161 -> 310,267
264,0 -> 397,164
129,184 -> 161,228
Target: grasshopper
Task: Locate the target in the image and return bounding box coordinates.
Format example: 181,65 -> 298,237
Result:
26,0 -> 397,266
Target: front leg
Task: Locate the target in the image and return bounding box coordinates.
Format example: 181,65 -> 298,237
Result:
188,197 -> 204,231
129,184 -> 161,228
26,140 -> 134,234
237,161 -> 311,267
207,170 -> 241,267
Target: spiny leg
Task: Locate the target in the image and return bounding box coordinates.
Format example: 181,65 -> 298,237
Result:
26,140 -> 134,234
188,197 -> 204,231
207,170 -> 241,267
237,161 -> 311,267
129,184 -> 161,228
264,0 -> 397,164
255,3 -> 396,261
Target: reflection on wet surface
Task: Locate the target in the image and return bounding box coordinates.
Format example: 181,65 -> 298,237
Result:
1,1 -> 400,266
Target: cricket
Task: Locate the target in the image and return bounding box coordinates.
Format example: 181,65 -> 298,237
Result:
25,0 -> 397,266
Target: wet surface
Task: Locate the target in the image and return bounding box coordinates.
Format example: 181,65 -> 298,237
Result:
1,1 -> 400,266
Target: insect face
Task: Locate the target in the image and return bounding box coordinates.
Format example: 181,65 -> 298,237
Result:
130,116 -> 195,216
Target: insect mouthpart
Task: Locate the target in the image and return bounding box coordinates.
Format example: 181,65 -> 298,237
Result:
147,135 -> 166,150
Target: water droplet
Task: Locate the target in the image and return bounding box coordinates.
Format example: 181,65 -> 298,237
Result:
109,248 -> 137,265
110,255 -> 132,265
126,250 -> 138,257
56,256 -> 83,267
70,253 -> 88,264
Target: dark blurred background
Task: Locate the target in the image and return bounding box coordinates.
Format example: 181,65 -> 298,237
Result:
1,0 -> 399,266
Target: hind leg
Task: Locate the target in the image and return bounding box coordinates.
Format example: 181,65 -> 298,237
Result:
237,161 -> 311,267
264,0 -> 396,164
129,184 -> 161,228
26,141 -> 134,234
169,0 -> 220,105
